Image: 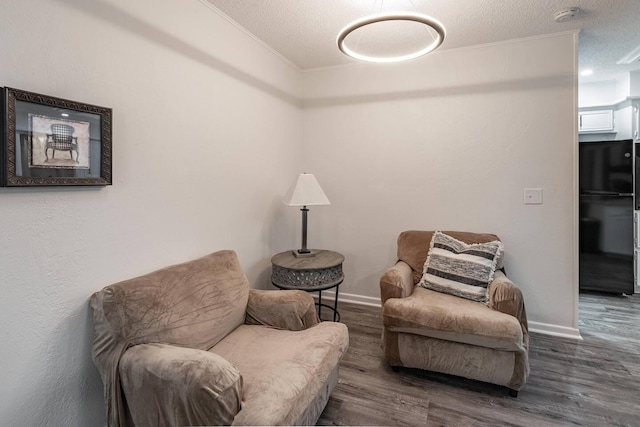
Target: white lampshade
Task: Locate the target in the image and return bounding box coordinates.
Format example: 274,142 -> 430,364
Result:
283,173 -> 330,207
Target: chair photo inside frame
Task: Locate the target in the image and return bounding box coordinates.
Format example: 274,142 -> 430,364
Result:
45,123 -> 80,163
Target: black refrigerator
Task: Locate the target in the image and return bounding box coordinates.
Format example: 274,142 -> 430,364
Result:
579,139 -> 634,294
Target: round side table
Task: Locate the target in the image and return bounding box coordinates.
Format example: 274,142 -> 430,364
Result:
271,250 -> 344,321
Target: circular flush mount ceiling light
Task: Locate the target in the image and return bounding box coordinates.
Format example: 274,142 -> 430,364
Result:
337,12 -> 446,63
554,7 -> 580,22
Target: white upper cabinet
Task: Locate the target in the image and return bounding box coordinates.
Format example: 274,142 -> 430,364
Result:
579,109 -> 614,133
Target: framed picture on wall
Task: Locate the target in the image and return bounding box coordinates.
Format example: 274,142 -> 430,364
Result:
1,87 -> 112,186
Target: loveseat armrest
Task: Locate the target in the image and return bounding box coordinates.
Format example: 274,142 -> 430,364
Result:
488,270 -> 528,334
380,261 -> 414,306
119,343 -> 242,426
245,289 -> 319,330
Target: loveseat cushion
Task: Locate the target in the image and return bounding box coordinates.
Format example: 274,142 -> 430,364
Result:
210,323 -> 349,426
245,289 -> 319,330
383,287 -> 524,352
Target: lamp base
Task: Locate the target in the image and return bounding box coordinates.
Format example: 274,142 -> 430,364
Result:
292,249 -> 316,258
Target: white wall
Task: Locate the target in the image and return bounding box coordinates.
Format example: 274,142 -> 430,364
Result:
301,33 -> 579,335
579,78 -> 628,107
0,3 -> 582,423
0,0 -> 302,425
630,70 -> 640,97
615,106 -> 634,140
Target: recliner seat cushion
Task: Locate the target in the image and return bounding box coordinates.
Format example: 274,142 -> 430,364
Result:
383,287 -> 524,352
210,323 -> 349,426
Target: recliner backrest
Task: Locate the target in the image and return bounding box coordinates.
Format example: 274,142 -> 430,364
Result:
91,250 -> 249,351
397,230 -> 502,284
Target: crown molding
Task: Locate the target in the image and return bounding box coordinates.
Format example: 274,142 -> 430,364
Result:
197,0 -> 302,72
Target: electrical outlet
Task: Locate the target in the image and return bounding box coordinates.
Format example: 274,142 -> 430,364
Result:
524,188 -> 543,204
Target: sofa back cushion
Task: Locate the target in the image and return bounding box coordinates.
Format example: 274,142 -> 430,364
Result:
93,250 -> 249,351
397,230 -> 502,284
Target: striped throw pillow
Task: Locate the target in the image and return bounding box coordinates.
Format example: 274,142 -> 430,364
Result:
418,231 -> 503,302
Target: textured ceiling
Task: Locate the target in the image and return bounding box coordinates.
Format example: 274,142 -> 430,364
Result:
203,0 -> 640,81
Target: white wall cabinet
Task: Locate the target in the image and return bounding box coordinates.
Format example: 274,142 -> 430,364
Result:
579,109 -> 614,133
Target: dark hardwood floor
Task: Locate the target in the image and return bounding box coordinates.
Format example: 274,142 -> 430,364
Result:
317,292 -> 640,426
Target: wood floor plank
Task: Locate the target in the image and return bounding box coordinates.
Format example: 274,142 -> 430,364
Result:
317,292 -> 640,426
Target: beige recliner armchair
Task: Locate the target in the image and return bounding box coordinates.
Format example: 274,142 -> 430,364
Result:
91,250 -> 349,426
380,231 -> 529,396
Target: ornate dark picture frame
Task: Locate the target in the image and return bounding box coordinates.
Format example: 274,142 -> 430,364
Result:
1,87 -> 112,186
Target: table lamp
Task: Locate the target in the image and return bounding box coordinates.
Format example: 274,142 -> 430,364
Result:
283,173 -> 330,257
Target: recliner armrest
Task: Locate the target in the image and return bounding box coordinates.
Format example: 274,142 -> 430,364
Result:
245,289 -> 319,330
487,270 -> 528,335
119,343 -> 243,426
380,261 -> 414,305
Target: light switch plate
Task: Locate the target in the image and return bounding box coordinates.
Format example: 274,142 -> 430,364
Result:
524,188 -> 543,204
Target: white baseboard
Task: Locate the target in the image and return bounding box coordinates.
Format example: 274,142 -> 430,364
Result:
311,290 -> 381,308
528,321 -> 583,340
313,291 -> 584,340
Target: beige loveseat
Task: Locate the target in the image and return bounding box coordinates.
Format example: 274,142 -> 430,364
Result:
380,231 -> 529,395
90,250 -> 349,426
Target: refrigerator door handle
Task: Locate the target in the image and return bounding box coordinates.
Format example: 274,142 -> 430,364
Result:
580,190 -> 631,196
633,212 -> 640,249
580,193 -> 633,197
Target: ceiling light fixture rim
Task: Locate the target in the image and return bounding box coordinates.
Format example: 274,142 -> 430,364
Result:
554,7 -> 580,22
337,12 -> 446,63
